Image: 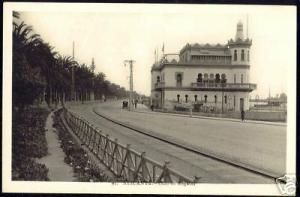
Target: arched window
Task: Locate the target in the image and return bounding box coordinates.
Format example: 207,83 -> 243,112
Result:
241,74 -> 244,84
214,95 -> 217,103
194,95 -> 198,102
197,73 -> 202,82
234,50 -> 237,61
247,50 -> 250,61
176,73 -> 182,87
215,73 -> 220,83
241,50 -> 245,61
221,73 -> 226,83
177,94 -> 180,102
177,74 -> 182,82
224,95 -> 227,104
185,95 -> 188,103
204,73 -> 208,79
204,95 -> 207,103
157,76 -> 160,83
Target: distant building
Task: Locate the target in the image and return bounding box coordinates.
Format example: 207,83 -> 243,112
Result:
151,21 -> 257,112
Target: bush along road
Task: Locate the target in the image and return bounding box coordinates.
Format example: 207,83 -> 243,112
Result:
12,107 -> 50,181
53,109 -> 123,182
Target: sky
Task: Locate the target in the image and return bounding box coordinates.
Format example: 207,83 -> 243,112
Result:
15,4 -> 296,98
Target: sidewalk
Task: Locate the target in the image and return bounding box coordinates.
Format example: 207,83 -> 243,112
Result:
36,110 -> 75,181
133,106 -> 286,126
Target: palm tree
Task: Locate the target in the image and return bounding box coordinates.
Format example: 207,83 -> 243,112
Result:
54,55 -> 77,106
94,72 -> 106,99
12,20 -> 45,110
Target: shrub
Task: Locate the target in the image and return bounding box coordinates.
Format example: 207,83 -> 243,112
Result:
12,107 -> 50,180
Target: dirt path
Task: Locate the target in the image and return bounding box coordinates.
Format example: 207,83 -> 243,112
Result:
36,111 -> 75,181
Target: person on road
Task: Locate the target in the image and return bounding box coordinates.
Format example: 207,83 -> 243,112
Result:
150,104 -> 154,111
241,110 -> 245,121
134,99 -> 138,109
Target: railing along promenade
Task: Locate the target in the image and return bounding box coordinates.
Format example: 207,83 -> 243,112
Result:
63,109 -> 199,183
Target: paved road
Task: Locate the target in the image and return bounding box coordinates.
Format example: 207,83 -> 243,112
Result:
67,101 -> 286,183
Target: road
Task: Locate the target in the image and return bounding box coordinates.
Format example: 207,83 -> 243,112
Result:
67,101 -> 286,183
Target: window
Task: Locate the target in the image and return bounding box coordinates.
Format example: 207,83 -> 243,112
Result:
177,94 -> 180,102
234,74 -> 236,84
215,73 -> 220,83
204,73 -> 208,79
241,50 -> 245,61
224,95 -> 227,104
234,96 -> 236,106
185,95 -> 188,103
204,95 -> 207,103
214,95 -> 217,103
197,73 -> 202,82
176,73 -> 183,87
194,95 -> 198,102
247,50 -> 250,61
210,73 -> 214,79
241,74 -> 244,84
221,73 -> 226,83
157,76 -> 160,83
234,50 -> 237,61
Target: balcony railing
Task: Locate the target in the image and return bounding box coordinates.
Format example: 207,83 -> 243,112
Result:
154,81 -> 256,91
155,82 -> 165,89
191,82 -> 257,90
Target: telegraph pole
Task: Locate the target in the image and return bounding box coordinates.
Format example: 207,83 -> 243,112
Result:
124,60 -> 135,111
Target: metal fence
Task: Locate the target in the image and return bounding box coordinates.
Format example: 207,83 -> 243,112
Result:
63,109 -> 198,183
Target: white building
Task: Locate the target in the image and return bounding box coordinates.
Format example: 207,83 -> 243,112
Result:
151,21 -> 257,112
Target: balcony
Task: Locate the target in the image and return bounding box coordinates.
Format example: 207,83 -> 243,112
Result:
154,82 -> 165,89
191,82 -> 257,91
153,81 -> 256,92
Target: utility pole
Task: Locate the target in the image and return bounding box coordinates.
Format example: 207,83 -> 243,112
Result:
71,41 -> 75,101
124,59 -> 135,111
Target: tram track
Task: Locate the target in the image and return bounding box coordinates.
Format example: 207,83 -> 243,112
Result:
91,107 -> 282,183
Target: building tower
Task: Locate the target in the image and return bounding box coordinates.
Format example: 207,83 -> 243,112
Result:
228,21 -> 252,66
90,58 -> 95,73
228,21 -> 253,111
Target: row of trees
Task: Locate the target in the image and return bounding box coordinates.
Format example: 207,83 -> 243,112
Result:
13,12 -> 135,111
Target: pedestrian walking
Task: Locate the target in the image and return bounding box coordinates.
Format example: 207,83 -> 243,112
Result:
241,110 -> 245,121
134,99 -> 137,109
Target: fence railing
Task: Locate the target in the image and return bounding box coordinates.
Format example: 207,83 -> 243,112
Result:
63,109 -> 198,183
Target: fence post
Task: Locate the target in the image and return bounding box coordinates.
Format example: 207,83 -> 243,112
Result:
193,175 -> 201,183
103,134 -> 110,166
157,161 -> 172,183
108,138 -> 119,174
96,131 -> 102,159
92,127 -> 97,152
140,152 -> 148,182
119,144 -> 131,180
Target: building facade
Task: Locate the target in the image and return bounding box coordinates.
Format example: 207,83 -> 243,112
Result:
151,21 -> 257,112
